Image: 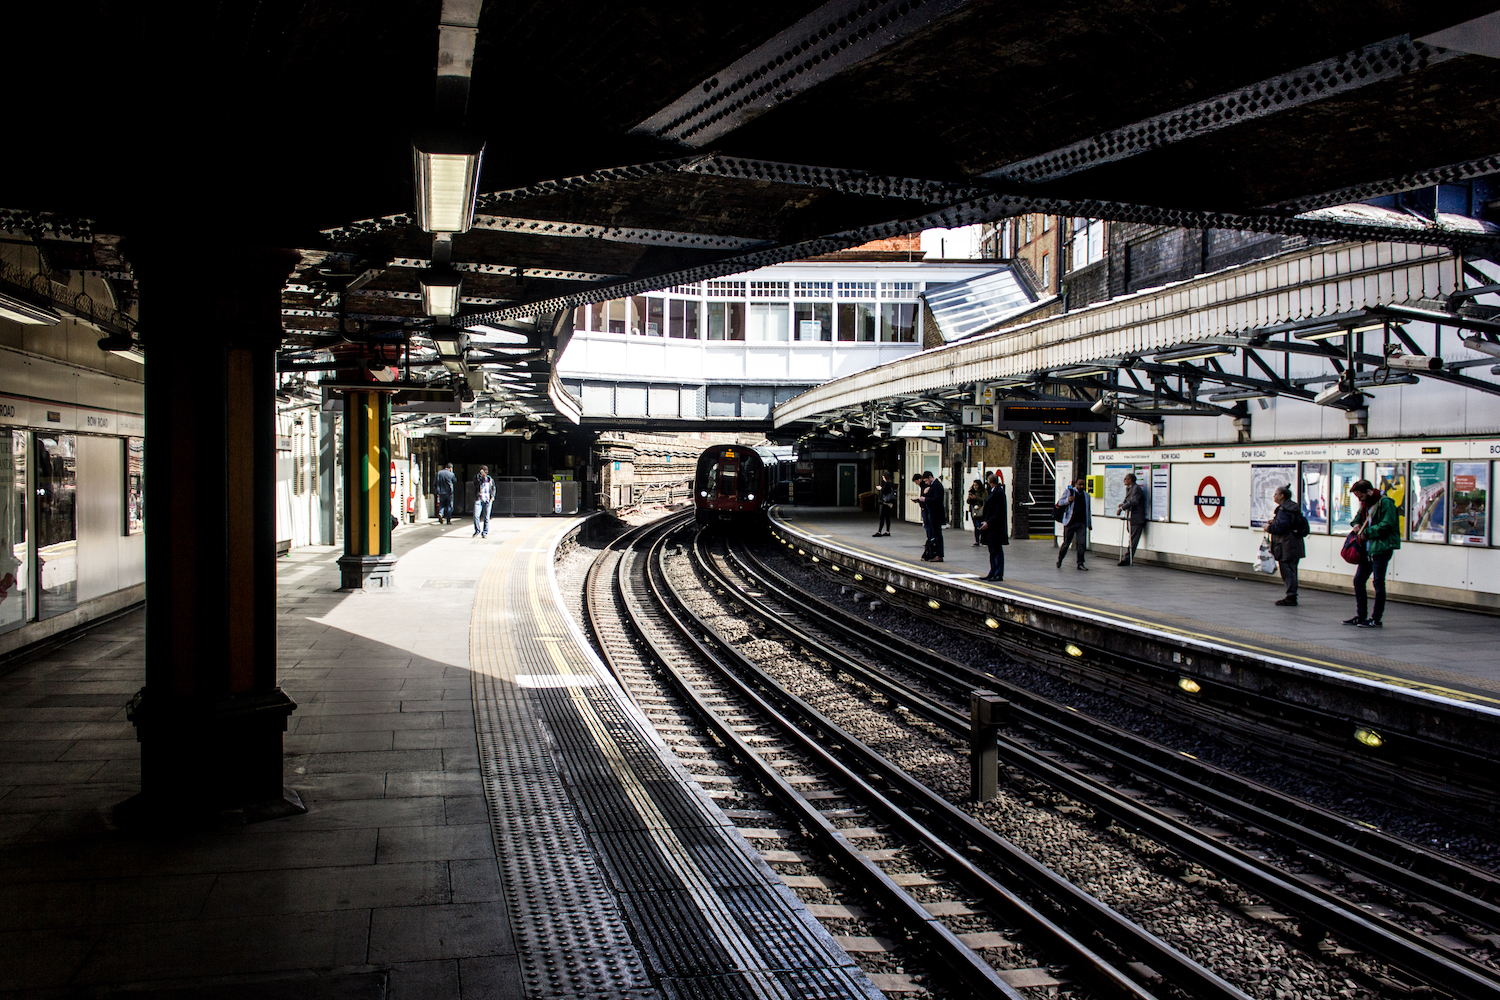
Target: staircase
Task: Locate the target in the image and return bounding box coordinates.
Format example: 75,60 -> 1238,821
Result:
1025,438 -> 1058,538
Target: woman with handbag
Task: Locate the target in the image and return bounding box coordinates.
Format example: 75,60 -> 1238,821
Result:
967,479 -> 986,545
1345,479 -> 1401,628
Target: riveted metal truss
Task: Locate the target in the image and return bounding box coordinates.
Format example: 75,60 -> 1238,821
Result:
469,215 -> 771,250
633,0 -> 969,147
1262,152 -> 1500,215
985,35 -> 1456,186
391,257 -> 625,282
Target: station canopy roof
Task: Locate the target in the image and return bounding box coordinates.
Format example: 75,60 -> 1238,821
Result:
5,2 -> 1500,422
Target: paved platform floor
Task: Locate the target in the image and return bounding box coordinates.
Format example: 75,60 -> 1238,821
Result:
776,508 -> 1500,706
0,514 -> 875,1000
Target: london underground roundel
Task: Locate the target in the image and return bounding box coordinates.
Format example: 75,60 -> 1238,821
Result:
1194,476 -> 1225,525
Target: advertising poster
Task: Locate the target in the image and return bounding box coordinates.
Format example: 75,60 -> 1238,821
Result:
1374,461 -> 1408,538
1249,462 -> 1297,528
1449,462 -> 1489,546
125,437 -> 144,535
1054,460 -> 1073,537
1409,460 -> 1448,543
1299,461 -> 1329,533
1151,464 -> 1170,522
1330,462 -> 1361,533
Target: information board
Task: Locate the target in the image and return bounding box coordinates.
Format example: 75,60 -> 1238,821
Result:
1449,461 -> 1489,546
1374,461 -> 1408,538
1249,463 -> 1297,529
1150,464 -> 1170,522
993,400 -> 1112,433
1299,461 -> 1329,534
1409,460 -> 1448,543
1330,461 -> 1361,533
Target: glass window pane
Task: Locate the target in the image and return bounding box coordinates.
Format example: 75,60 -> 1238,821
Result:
684,299 -> 699,339
0,430 -> 26,634
726,302 -> 744,341
629,296 -> 647,336
605,299 -> 625,334
794,302 -> 831,341
589,301 -> 604,331
35,433 -> 76,620
839,303 -> 875,342
668,299 -> 685,338
707,302 -> 725,340
646,297 -> 664,336
880,302 -> 917,342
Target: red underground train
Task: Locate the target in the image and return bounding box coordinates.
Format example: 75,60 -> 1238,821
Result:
693,444 -> 790,529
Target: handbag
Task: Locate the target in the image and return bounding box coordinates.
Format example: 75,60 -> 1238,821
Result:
1254,540 -> 1278,574
1340,530 -> 1365,565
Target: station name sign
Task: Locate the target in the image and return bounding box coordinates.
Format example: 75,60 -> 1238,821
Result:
993,400 -> 1112,433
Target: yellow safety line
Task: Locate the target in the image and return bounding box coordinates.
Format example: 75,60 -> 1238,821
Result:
774,513 -> 1500,709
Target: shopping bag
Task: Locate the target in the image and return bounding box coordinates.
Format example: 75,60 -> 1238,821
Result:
1340,531 -> 1365,565
1254,540 -> 1277,574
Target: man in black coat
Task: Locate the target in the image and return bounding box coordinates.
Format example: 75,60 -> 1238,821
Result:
1116,472 -> 1147,566
1266,484 -> 1305,606
978,472 -> 1009,581
921,471 -> 945,562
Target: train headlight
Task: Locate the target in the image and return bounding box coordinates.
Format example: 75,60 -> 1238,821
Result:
699,491 -> 708,498
746,493 -> 755,500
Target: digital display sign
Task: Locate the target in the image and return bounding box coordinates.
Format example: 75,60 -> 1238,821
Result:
993,400 -> 1113,433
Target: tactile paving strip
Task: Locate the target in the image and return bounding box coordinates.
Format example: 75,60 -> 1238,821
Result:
469,519 -> 882,1000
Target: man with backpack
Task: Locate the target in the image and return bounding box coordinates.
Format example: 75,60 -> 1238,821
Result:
1266,484 -> 1309,606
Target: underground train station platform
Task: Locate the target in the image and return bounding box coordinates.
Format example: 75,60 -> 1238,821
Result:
770,507 -> 1500,711
0,517 -> 877,1000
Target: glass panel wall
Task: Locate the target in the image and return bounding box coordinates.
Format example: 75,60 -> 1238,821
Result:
794,301 -> 832,341
35,433 -> 77,620
747,303 -> 790,341
0,431 -> 26,634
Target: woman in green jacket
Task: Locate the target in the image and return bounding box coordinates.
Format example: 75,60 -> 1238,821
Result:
1346,479 -> 1401,628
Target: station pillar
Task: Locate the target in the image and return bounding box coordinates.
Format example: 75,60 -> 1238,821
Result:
125,242 -> 303,823
337,390 -> 396,589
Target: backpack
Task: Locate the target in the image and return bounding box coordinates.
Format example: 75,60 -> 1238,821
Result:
1052,488 -> 1071,522
1294,509 -> 1310,538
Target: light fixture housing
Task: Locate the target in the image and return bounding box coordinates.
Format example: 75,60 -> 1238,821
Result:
1384,352 -> 1442,372
1294,324 -> 1347,342
412,136 -> 485,234
1313,384 -> 1352,406
0,290 -> 62,326
1462,335 -> 1500,359
431,330 -> 469,358
1152,343 -> 1235,363
420,269 -> 464,318
1208,388 -> 1277,402
97,334 -> 144,364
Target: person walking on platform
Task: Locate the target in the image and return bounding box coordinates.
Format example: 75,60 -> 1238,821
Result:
473,466 -> 495,538
435,462 -> 456,525
1115,472 -> 1147,566
874,473 -> 895,536
922,470 -> 945,562
979,472 -> 1009,581
967,479 -> 986,546
1056,476 -> 1092,570
1266,484 -> 1307,606
1346,478 -> 1401,628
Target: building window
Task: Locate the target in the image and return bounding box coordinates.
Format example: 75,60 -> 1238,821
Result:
748,302 -> 790,341
706,301 -> 744,340
838,281 -> 876,299
880,281 -> 917,299
669,298 -> 699,338
1068,218 -> 1106,272
749,281 -> 789,298
706,280 -> 745,297
1042,214 -> 1052,232
1041,253 -> 1050,287
604,299 -> 626,334
794,301 -> 832,340
879,302 -> 918,342
837,302 -> 876,342
1024,216 -> 1034,244
793,280 -> 832,298
646,297 -> 664,336
629,296 -> 647,335
669,283 -> 701,295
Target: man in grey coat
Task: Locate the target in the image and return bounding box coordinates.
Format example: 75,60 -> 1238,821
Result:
1266,485 -> 1306,607
1116,472 -> 1147,566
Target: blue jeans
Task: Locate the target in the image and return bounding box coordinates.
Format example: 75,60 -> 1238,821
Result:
473,499 -> 491,536
437,495 -> 453,523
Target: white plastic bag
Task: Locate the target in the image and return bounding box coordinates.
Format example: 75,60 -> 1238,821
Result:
1254,539 -> 1278,574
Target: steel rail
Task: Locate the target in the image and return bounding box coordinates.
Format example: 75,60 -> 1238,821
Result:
734,538 -> 1500,924
682,532 -> 1255,1000
723,541 -> 1500,998
621,528 -> 1031,1000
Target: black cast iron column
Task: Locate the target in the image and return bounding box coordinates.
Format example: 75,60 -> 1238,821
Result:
124,242 -> 303,823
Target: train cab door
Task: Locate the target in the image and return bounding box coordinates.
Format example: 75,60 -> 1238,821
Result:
837,463 -> 856,506
718,449 -> 739,502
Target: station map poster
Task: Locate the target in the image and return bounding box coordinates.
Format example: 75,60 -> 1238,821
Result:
1330,462 -> 1361,533
1449,461 -> 1489,546
1151,464 -> 1171,522
1299,462 -> 1329,534
1249,463 -> 1297,528
1374,461 -> 1408,538
1103,465 -> 1133,514
1409,460 -> 1448,543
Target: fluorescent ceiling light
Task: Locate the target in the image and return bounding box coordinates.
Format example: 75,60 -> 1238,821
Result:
1059,368 -> 1109,378
431,330 -> 468,358
466,324 -> 530,345
413,138 -> 485,234
420,270 -> 463,318
97,334 -> 144,364
1294,324 -> 1346,341
1462,335 -> 1500,358
1208,389 -> 1276,401
0,291 -> 61,325
1153,344 -> 1235,363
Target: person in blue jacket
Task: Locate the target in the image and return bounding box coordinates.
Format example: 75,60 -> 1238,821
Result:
1056,476 -> 1092,570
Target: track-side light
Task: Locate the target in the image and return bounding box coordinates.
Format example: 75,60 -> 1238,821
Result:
420,269 -> 464,318
1462,335 -> 1500,359
853,573 -> 864,581
1178,676 -> 1202,694
985,617 -> 1000,629
1353,727 -> 1384,749
927,599 -> 940,610
885,584 -> 896,594
413,136 -> 485,234
1064,643 -> 1084,658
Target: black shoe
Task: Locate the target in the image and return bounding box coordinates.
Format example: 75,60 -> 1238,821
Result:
1275,597 -> 1297,606
1056,559 -> 1063,569
1342,615 -> 1366,626
1357,618 -> 1382,628
1116,560 -> 1130,566
873,532 -> 882,537
1077,564 -> 1088,571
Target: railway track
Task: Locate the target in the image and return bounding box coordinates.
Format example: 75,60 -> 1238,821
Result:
709,531 -> 1500,999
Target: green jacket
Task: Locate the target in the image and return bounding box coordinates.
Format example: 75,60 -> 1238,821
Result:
1352,495 -> 1402,558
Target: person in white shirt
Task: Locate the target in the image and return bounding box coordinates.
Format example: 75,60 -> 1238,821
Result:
473,466 -> 495,538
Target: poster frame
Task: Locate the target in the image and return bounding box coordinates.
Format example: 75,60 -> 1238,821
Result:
1408,459 -> 1448,543
1373,460 -> 1409,540
1299,461 -> 1330,534
1150,463 -> 1170,523
1330,461 -> 1361,534
1448,461 -> 1489,547
1249,462 -> 1298,529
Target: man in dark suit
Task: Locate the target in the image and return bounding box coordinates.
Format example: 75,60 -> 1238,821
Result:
978,472 -> 1009,581
921,471 -> 945,562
